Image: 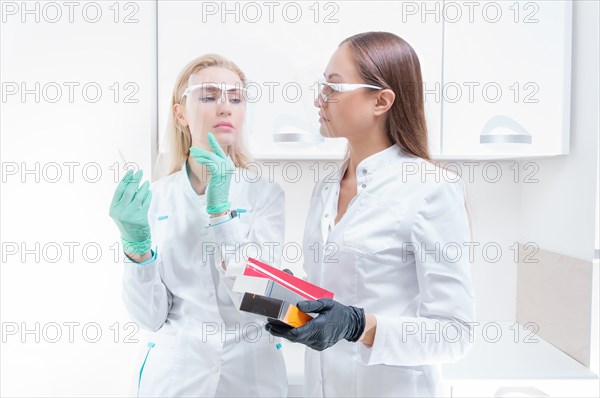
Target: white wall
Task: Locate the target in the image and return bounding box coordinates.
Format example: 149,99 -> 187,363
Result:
594,137 -> 600,375
519,0 -> 599,261
1,2 -> 156,396
516,0 -> 599,369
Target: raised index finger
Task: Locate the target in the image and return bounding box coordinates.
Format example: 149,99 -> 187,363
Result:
110,169 -> 134,207
207,132 -> 227,159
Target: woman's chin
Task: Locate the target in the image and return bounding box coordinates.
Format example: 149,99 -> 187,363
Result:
205,129 -> 237,145
212,132 -> 236,145
319,126 -> 338,139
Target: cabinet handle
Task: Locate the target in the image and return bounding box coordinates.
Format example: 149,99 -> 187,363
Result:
480,115 -> 532,144
273,114 -> 324,145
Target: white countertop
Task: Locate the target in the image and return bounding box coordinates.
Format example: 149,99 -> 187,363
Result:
281,321 -> 598,386
443,321 -> 597,381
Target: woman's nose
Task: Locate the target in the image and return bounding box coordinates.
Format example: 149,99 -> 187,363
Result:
314,94 -> 325,108
217,101 -> 232,116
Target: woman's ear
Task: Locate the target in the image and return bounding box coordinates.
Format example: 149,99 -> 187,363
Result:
173,103 -> 189,127
373,89 -> 395,116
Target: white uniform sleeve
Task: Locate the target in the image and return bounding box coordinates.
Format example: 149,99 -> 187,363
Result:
121,250 -> 173,332
359,178 -> 476,366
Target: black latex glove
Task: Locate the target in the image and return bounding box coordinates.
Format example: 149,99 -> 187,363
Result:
265,298 -> 366,351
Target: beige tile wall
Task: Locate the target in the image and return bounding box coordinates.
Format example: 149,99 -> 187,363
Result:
516,243 -> 594,366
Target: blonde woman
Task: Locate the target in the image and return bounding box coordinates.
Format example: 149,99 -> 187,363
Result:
109,54 -> 288,397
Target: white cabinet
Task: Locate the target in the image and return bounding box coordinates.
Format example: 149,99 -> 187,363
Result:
156,1 -> 572,160
441,0 -> 572,159
157,1 -> 443,159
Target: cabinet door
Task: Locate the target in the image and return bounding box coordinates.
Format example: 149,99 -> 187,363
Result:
442,0 -> 572,159
157,1 -> 443,159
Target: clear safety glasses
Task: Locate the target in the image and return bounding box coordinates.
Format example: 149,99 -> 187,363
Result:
316,78 -> 383,103
181,82 -> 248,106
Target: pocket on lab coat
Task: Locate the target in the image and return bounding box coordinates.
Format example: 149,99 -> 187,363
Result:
355,363 -> 431,397
343,193 -> 405,257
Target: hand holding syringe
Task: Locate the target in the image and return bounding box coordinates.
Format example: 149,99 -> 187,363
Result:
109,149 -> 153,262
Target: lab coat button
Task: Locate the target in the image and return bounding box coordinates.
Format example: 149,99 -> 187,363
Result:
324,213 -> 329,218
362,169 -> 367,174
211,366 -> 219,373
205,291 -> 213,297
361,183 -> 367,188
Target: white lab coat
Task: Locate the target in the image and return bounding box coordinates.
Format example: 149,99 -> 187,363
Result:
122,160 -> 288,397
302,144 -> 476,397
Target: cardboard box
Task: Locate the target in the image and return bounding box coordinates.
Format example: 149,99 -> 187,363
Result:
243,257 -> 334,301
239,293 -> 313,328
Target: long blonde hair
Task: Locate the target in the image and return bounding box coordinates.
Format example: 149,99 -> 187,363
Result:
156,54 -> 253,179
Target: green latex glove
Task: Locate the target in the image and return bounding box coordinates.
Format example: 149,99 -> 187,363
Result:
189,132 -> 235,215
109,169 -> 152,255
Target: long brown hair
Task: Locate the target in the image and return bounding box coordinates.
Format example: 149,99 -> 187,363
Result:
341,32 -> 473,237
341,32 -> 430,161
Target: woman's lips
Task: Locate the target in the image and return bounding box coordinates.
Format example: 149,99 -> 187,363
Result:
213,122 -> 234,131
213,125 -> 234,132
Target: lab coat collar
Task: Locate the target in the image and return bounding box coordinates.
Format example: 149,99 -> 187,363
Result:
179,158 -> 207,203
329,143 -> 407,185
352,143 -> 406,177
319,144 -> 408,209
